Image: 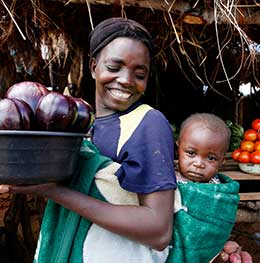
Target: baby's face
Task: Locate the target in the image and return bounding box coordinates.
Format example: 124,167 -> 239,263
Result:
178,122 -> 226,182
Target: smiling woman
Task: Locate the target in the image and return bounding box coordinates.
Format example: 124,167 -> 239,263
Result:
88,18 -> 153,117
0,17 -> 177,263
89,37 -> 150,116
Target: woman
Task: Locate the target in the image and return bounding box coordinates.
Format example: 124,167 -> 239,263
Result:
0,18 -> 176,263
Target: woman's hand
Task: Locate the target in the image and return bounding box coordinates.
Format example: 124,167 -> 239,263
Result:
0,183 -> 58,196
212,241 -> 253,263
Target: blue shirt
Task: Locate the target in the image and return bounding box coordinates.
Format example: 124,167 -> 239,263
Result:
92,103 -> 177,194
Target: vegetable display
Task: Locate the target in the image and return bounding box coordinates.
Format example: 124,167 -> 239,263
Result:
231,118 -> 260,164
225,120 -> 244,152
0,81 -> 94,133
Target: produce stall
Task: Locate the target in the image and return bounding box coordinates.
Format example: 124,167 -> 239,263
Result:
220,159 -> 260,223
0,0 -> 259,262
217,120 -> 260,225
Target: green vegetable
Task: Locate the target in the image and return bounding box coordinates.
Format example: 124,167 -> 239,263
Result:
226,121 -> 244,152
225,120 -> 233,128
229,136 -> 242,152
170,123 -> 179,141
229,124 -> 244,138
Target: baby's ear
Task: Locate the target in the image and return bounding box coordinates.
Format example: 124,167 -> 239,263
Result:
221,157 -> 226,166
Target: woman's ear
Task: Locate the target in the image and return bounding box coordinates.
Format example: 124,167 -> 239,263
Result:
89,58 -> 97,79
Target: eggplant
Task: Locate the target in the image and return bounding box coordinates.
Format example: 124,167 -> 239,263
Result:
36,92 -> 77,131
70,97 -> 95,133
0,98 -> 33,130
5,81 -> 49,113
11,99 -> 35,130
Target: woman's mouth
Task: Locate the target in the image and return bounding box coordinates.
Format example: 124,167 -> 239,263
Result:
108,88 -> 132,100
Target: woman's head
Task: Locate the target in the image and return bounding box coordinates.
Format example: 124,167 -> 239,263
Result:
88,18 -> 154,117
177,113 -> 231,182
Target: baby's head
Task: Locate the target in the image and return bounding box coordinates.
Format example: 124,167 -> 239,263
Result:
177,113 -> 231,182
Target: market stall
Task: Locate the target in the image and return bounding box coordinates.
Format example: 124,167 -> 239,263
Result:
0,0 -> 259,262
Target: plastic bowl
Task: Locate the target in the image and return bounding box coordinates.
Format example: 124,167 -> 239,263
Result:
0,130 -> 85,184
238,163 -> 260,175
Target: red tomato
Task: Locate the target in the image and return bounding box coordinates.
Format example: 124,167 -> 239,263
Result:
238,151 -> 251,163
254,141 -> 260,151
252,119 -> 260,131
231,148 -> 242,161
250,151 -> 260,164
258,133 -> 260,141
240,140 -> 255,152
244,129 -> 258,141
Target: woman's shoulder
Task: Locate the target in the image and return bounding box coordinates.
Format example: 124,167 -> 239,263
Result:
141,105 -> 171,127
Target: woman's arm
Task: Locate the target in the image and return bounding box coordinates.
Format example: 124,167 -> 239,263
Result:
0,183 -> 174,251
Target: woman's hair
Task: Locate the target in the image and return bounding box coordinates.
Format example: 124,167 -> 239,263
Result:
179,113 -> 231,151
88,17 -> 154,59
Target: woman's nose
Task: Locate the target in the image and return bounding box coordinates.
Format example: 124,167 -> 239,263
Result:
117,70 -> 134,87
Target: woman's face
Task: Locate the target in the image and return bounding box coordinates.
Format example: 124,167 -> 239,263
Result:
90,37 -> 151,117
178,122 -> 226,182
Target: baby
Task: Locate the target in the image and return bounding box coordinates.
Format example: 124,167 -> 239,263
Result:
169,113 -> 240,263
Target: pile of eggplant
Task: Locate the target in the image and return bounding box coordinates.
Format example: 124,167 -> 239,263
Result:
0,81 -> 94,133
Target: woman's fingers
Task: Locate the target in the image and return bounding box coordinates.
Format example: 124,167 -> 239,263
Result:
229,253 -> 242,263
223,241 -> 241,254
212,241 -> 253,263
220,251 -> 230,262
0,184 -> 10,193
0,183 -> 58,195
240,251 -> 253,263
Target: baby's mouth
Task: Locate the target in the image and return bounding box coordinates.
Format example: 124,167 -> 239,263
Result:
187,171 -> 203,178
109,88 -> 132,100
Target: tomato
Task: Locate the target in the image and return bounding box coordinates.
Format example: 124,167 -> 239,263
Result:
240,140 -> 255,152
250,151 -> 260,164
252,119 -> 260,131
238,151 -> 251,163
231,148 -> 242,161
254,141 -> 260,151
244,129 -> 258,141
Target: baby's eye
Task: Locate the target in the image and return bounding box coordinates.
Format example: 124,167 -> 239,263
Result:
186,150 -> 195,157
208,155 -> 217,161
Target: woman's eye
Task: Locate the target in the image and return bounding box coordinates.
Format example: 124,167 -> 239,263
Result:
106,65 -> 120,72
135,73 -> 146,80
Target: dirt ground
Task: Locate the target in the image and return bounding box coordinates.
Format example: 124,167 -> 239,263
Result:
0,194 -> 259,262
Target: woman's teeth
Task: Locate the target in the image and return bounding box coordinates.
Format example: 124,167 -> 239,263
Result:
110,89 -> 131,99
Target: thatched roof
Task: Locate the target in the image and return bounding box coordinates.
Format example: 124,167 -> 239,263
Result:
0,0 -> 259,126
